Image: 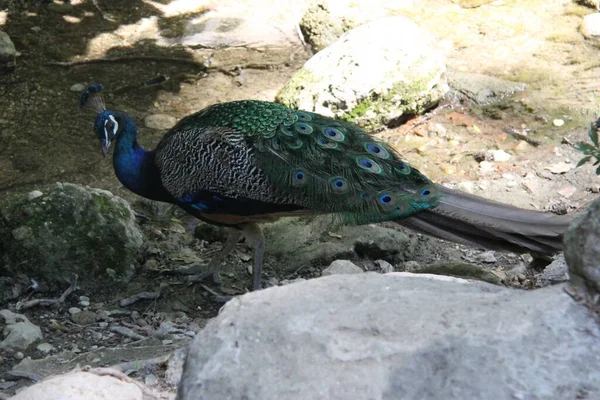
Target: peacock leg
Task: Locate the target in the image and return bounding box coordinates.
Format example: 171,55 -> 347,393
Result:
177,229 -> 242,283
204,230 -> 243,284
240,222 -> 265,291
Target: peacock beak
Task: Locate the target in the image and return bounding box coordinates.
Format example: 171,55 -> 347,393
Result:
100,137 -> 111,157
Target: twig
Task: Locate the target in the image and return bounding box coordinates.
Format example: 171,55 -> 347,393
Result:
108,355 -> 170,375
45,56 -> 277,76
501,127 -> 542,147
119,291 -> 160,307
109,326 -> 146,341
46,56 -> 208,68
199,283 -> 221,297
16,274 -> 78,311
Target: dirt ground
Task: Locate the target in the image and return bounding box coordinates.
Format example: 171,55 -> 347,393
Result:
1,0 -> 600,397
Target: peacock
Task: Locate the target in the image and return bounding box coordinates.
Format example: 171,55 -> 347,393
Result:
80,84 -> 571,292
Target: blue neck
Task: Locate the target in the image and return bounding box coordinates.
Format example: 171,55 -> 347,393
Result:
112,113 -> 172,203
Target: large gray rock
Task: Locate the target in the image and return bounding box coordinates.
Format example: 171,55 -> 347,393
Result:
0,183 -> 143,290
564,197 -> 600,293
0,30 -> 16,73
177,273 -> 600,400
0,309 -> 43,351
278,16 -> 448,130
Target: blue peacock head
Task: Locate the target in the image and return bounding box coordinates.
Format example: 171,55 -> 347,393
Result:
80,83 -> 122,157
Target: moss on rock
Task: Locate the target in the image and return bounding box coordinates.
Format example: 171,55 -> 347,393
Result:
0,183 -> 143,291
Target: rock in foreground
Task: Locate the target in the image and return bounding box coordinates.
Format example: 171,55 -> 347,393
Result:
178,273 -> 600,400
11,370 -> 146,400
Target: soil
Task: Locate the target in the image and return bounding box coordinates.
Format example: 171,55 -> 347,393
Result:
1,0 -> 599,398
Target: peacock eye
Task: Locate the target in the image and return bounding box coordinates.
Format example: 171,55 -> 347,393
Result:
421,189 -> 431,196
104,115 -> 119,137
365,142 -> 391,159
292,169 -> 307,186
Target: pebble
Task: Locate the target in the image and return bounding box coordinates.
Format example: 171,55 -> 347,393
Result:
375,259 -> 395,273
98,322 -> 108,328
581,13 -> 600,40
477,251 -> 497,264
162,339 -> 174,345
552,119 -> 565,127
478,161 -> 496,173
96,310 -> 110,321
144,374 -> 159,387
490,149 -> 511,162
71,310 -> 97,325
517,274 -> 526,282
322,260 -> 363,276
14,351 -> 24,360
402,261 -> 421,272
78,296 -> 90,307
90,332 -> 102,341
185,330 -> 196,338
36,343 -> 54,354
27,190 -> 43,200
68,307 -> 82,315
69,83 -> 86,92
30,26 -> 42,32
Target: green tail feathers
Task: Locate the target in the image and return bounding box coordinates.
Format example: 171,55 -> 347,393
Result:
191,101 -> 440,223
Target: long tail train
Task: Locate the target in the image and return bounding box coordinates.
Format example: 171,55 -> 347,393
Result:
396,186 -> 572,259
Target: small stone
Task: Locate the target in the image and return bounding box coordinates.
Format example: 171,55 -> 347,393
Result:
144,114 -> 177,130
71,310 -> 97,325
402,261 -> 421,272
162,339 -> 174,345
105,268 -> 117,278
490,150 -> 511,162
96,310 -> 110,321
477,251 -> 497,264
27,190 -> 43,200
68,307 -> 82,315
517,274 -> 526,282
144,374 -> 159,387
479,161 -> 496,173
185,330 -> 196,338
12,226 -> 33,242
322,260 -> 363,276
69,83 -> 86,92
90,331 -> 103,341
71,345 -> 81,353
30,26 -> 42,32
581,13 -> 600,41
375,259 -> 395,273
14,351 -> 24,360
98,322 -> 108,328
552,119 -> 565,127
36,343 -> 54,354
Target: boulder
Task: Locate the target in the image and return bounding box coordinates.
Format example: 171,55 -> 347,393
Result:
177,273 -> 600,400
0,183 -> 143,290
278,16 -> 448,131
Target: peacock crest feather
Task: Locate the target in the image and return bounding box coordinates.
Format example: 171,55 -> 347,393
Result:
162,101 -> 440,224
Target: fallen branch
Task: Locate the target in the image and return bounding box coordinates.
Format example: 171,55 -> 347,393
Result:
16,274 -> 78,311
109,354 -> 170,375
45,56 -> 276,76
119,291 -> 160,307
501,127 -> 542,147
109,326 -> 146,341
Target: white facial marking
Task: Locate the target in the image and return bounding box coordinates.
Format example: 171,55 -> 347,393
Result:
108,115 -> 118,136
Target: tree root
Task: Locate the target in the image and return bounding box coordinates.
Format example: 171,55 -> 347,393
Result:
16,274 -> 78,311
